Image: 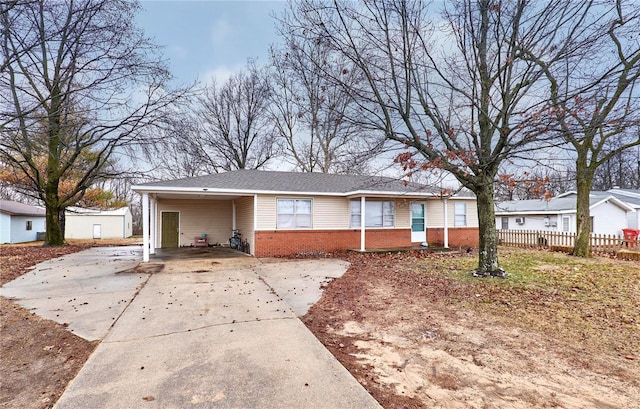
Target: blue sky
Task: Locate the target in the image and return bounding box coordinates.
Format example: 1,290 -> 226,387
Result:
136,1 -> 287,85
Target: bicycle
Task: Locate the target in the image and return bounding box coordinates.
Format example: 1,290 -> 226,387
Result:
229,229 -> 242,250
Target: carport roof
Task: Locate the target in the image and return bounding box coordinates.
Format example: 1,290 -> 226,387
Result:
133,170 -> 474,198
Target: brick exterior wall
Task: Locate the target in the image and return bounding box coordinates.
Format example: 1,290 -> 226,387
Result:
427,227 -> 479,248
254,229 -> 413,257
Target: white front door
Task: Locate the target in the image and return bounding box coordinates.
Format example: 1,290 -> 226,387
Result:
411,203 -> 426,243
93,224 -> 102,239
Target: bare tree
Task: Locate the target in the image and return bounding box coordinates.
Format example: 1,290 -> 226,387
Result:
284,0 -> 592,276
593,144 -> 640,190
0,0 -> 191,245
494,167 -> 576,201
270,18 -> 385,174
197,62 -> 278,171
530,0 -> 640,256
140,112 -> 211,179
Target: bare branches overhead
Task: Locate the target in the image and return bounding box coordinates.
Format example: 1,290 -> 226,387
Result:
0,0 -> 192,245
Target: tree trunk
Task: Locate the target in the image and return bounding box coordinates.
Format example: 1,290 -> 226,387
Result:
44,206 -> 65,245
44,179 -> 65,246
474,180 -> 504,277
572,163 -> 594,257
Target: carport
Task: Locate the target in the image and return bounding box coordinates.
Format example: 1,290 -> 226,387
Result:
134,189 -> 256,262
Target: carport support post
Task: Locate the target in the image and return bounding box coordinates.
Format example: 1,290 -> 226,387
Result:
443,197 -> 449,248
142,192 -> 149,262
360,196 -> 366,251
150,197 -> 156,255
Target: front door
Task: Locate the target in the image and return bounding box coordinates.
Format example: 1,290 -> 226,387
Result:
161,212 -> 179,248
411,203 -> 426,243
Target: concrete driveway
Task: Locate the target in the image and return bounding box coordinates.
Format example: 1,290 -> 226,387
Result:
1,246 -> 380,408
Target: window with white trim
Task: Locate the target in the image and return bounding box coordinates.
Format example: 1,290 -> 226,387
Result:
277,199 -> 312,229
562,216 -> 570,232
454,202 -> 466,226
26,220 -> 32,231
350,200 -> 395,228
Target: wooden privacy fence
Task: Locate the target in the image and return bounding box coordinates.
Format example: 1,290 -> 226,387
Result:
497,229 -> 640,255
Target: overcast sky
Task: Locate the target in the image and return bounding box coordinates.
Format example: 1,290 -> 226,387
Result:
136,0 -> 286,86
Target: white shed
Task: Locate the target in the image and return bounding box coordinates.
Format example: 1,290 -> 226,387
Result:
0,200 -> 46,244
65,207 -> 132,239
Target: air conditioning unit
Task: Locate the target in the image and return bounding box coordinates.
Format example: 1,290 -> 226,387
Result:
515,217 -> 525,225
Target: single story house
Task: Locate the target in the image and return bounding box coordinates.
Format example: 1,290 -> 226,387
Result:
132,170 -> 479,261
0,200 -> 46,244
65,207 -> 133,240
495,192 -> 634,236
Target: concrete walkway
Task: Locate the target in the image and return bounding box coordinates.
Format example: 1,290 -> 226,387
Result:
1,247 -> 380,408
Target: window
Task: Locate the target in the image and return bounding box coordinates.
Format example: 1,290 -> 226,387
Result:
277,199 -> 312,229
454,202 -> 466,226
501,217 -> 509,230
562,216 -> 570,232
26,220 -> 32,231
350,200 -> 395,228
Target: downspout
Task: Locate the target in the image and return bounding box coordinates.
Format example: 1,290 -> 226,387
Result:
142,192 -> 149,262
360,196 -> 366,251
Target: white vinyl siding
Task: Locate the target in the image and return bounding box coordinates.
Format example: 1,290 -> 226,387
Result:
426,201 -> 444,228
234,196 -> 255,254
426,200 -> 478,228
277,198 -> 312,229
156,199 -> 233,246
256,195 -> 350,230
255,194 -> 465,231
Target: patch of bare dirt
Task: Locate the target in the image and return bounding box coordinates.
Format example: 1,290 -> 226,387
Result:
1,245 -> 96,409
0,298 -> 96,409
303,251 -> 640,409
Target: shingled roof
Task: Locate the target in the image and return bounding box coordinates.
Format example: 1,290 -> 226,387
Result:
495,194 -> 633,213
0,200 -> 45,217
135,170 -> 460,197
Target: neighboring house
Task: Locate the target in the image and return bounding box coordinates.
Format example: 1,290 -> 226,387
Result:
604,188 -> 640,229
65,207 -> 133,240
495,192 -> 634,236
0,200 -> 46,244
132,170 -> 479,261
